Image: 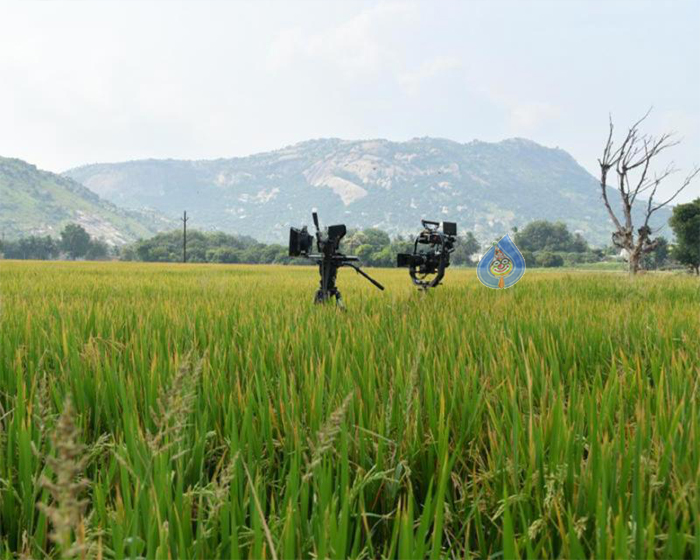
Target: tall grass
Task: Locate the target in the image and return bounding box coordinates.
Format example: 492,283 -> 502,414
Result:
0,261 -> 698,559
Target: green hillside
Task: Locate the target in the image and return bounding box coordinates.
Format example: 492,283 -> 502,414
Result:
0,156 -> 173,244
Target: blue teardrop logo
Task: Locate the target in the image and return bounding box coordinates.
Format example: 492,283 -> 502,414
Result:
476,234 -> 526,289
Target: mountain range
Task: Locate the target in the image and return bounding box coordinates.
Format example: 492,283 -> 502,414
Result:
64,137 -> 672,246
1,137 -> 673,247
0,156 -> 173,244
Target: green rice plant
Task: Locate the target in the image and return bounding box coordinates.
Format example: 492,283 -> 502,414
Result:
0,260 -> 698,558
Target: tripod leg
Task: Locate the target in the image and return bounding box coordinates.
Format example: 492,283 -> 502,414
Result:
315,262 -> 329,304
315,288 -> 333,304
314,259 -> 344,306
334,289 -> 346,311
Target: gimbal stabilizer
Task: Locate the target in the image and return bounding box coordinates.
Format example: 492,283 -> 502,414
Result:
397,219 -> 457,289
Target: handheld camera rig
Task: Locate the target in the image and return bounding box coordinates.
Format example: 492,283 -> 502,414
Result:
289,211 -> 384,307
397,220 -> 457,289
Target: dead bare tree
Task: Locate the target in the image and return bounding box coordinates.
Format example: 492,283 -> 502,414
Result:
598,109 -> 699,274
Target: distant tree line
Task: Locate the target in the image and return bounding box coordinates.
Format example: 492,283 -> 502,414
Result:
3,207 -> 699,273
512,220 -> 674,269
121,230 -> 285,264
118,220 -> 674,270
120,228 -> 482,267
514,220 -> 601,268
0,223 -> 110,260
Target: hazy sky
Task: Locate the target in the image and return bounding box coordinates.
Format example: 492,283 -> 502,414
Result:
2,0 -> 699,201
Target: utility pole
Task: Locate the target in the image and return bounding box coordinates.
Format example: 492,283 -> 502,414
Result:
181,211 -> 189,263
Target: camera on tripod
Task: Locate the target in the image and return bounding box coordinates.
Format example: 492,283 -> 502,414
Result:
289,211 -> 384,307
397,219 -> 457,289
290,221 -> 348,258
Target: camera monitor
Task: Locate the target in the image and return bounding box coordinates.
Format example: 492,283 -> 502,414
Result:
442,221 -> 457,237
289,227 -> 313,257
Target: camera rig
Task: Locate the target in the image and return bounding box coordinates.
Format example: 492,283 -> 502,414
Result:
397,219 -> 457,289
289,211 -> 384,307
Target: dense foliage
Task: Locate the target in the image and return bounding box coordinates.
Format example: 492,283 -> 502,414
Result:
514,221 -> 601,268
669,198 -> 700,274
642,236 -> 671,271
0,235 -> 59,260
514,220 -> 590,253
0,223 -> 109,260
121,229 -> 276,264
60,223 -> 92,260
1,262 -> 699,559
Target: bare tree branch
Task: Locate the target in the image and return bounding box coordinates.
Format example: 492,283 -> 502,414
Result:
634,163 -> 677,202
598,124 -> 624,231
648,165 -> 700,216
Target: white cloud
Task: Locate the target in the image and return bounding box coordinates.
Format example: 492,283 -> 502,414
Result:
398,56 -> 462,95
458,70 -> 563,133
509,102 -> 562,130
268,1 -> 418,80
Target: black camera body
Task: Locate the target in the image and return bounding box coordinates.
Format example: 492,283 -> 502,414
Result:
397,219 -> 457,289
396,253 -> 424,268
289,211 -> 384,307
289,221 -> 348,258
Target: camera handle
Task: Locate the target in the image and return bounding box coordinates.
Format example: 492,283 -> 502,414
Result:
345,262 -> 385,291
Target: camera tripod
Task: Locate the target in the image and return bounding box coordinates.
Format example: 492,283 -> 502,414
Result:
289,210 -> 385,308
314,257 -> 345,308
313,253 -> 384,309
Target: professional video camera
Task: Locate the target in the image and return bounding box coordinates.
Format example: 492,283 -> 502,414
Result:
289,210 -> 384,307
397,219 -> 457,289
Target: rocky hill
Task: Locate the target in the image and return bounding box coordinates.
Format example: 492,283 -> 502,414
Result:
64,137 -> 672,245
